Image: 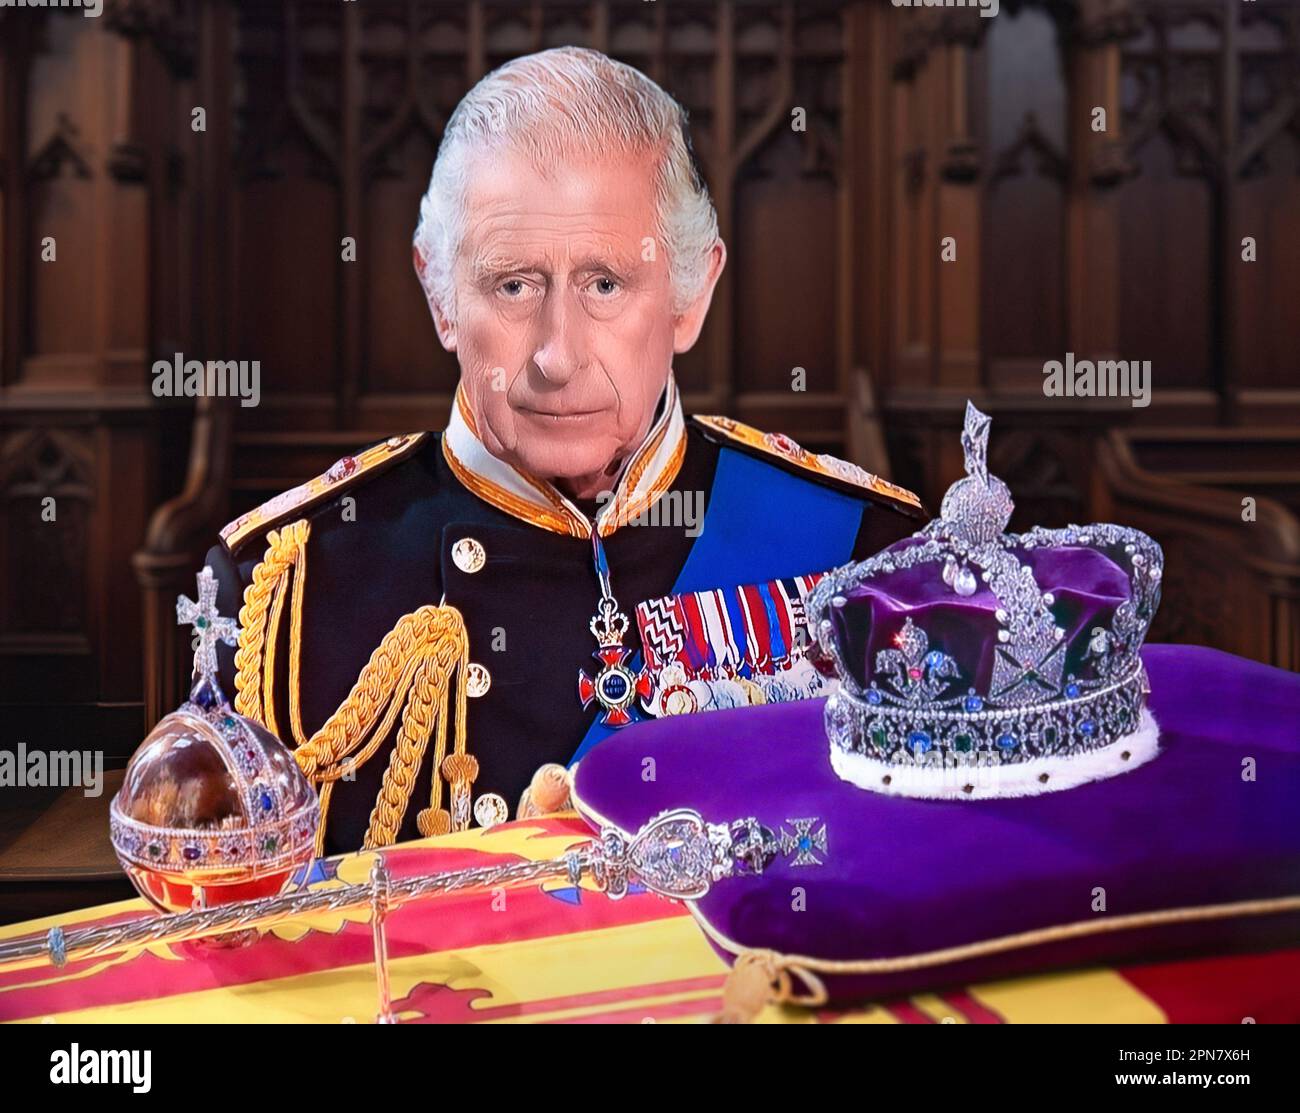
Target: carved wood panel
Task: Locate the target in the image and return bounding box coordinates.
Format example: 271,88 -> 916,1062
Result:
1,0 -> 1297,747
878,0 -> 1300,533
210,0 -> 859,446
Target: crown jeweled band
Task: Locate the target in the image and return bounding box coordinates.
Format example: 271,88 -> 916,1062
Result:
807,402 -> 1164,799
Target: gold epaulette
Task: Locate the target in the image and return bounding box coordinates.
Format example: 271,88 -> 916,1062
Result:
690,415 -> 924,515
220,432 -> 429,554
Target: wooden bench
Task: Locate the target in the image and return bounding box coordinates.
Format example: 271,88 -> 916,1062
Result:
1094,428 -> 1300,672
0,768 -> 134,926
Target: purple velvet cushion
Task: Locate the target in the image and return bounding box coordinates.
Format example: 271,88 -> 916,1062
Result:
570,645 -> 1300,1004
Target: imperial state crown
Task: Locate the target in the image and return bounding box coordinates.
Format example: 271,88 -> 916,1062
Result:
807,402 -> 1164,799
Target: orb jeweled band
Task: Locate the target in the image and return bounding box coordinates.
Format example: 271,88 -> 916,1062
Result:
806,402 -> 1164,797
110,696 -> 320,877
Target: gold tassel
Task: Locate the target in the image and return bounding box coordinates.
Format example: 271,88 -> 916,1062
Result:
718,951 -> 781,1024
439,753 -> 480,833
716,950 -> 829,1022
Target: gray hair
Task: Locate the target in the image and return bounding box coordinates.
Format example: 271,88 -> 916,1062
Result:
413,46 -> 718,321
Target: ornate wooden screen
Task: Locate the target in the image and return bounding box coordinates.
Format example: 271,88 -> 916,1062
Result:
179,0 -> 866,446
2,1 -> 1296,743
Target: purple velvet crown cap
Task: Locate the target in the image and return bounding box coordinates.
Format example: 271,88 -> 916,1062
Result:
828,536 -> 1135,694
806,402 -> 1164,800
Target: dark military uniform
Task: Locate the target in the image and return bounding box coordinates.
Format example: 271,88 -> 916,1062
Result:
208,415 -> 923,855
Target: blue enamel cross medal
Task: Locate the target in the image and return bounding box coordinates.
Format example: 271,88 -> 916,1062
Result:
577,534 -> 653,728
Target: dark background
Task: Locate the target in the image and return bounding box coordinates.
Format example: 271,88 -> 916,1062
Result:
1,0 -> 1297,769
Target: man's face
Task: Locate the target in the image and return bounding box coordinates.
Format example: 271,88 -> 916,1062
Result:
434,146 -> 715,493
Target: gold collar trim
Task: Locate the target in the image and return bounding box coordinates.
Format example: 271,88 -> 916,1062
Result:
442,375 -> 687,539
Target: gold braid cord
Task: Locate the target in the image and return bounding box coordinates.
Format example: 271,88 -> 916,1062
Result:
233,521 -> 476,853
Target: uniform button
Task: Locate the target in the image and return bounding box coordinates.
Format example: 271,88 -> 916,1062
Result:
473,793 -> 509,829
466,662 -> 492,698
451,537 -> 486,574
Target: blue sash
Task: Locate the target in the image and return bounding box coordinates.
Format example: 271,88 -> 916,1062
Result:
569,446 -> 865,763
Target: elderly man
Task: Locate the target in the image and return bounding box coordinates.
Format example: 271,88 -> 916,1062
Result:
207,47 -> 922,855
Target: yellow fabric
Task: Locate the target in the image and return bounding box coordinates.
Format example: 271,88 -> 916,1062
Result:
0,817 -> 1199,1025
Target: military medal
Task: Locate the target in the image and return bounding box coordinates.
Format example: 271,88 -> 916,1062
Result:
632,573 -> 830,717
577,533 -> 653,727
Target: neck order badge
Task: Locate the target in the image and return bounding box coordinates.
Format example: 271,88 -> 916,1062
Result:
443,378 -> 687,729
577,532 -> 656,727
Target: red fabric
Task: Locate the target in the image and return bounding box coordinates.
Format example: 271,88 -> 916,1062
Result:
1119,948 -> 1300,1024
